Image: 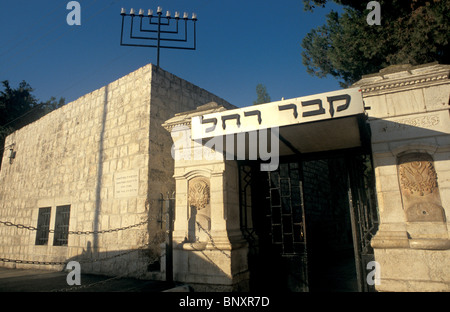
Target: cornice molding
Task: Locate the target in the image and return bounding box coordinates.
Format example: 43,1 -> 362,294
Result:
360,72 -> 449,95
353,63 -> 450,96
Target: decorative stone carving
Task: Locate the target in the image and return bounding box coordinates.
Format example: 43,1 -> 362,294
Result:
398,153 -> 438,196
380,115 -> 440,133
188,177 -> 211,242
188,178 -> 210,210
397,153 -> 446,222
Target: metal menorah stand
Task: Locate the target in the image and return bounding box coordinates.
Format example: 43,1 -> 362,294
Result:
120,7 -> 197,68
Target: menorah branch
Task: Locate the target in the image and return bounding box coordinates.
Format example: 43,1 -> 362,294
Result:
120,6 -> 198,67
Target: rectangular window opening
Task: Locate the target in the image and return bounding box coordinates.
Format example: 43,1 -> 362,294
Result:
53,205 -> 71,246
35,207 -> 51,245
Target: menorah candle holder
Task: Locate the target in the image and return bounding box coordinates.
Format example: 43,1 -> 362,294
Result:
120,6 -> 197,67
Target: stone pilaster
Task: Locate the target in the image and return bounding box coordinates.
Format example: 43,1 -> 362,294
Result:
163,103 -> 249,291
354,63 -> 450,291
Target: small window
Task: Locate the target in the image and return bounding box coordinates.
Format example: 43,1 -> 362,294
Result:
53,205 -> 71,246
35,207 -> 51,245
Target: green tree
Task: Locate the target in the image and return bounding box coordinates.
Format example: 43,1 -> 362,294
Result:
0,80 -> 65,166
253,83 -> 271,105
301,0 -> 450,87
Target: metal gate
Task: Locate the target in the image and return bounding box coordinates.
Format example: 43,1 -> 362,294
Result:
159,192 -> 175,284
239,151 -> 379,292
239,162 -> 309,292
346,154 -> 379,292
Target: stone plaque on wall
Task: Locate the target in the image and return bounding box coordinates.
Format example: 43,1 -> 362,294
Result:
397,153 -> 446,222
114,170 -> 139,198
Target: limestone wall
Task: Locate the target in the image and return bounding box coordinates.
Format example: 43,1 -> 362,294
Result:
162,103 -> 248,291
146,67 -> 234,235
0,64 -> 233,280
355,63 -> 450,291
303,159 -> 354,253
0,64 -> 154,277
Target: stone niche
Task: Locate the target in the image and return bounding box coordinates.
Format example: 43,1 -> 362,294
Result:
188,177 -> 211,243
397,152 -> 446,223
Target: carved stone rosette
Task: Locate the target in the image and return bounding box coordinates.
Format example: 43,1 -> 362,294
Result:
188,178 -> 210,211
397,153 -> 445,222
188,177 -> 211,242
398,153 -> 438,196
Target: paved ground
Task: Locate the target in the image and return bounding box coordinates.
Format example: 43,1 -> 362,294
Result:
0,267 -> 184,292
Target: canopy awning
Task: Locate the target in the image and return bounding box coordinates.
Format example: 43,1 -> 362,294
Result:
190,88 -> 368,157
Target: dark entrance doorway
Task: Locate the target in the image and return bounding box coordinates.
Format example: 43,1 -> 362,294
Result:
239,151 -> 378,292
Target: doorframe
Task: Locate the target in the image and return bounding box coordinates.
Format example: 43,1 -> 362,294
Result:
238,146 -> 379,292
346,152 -> 379,292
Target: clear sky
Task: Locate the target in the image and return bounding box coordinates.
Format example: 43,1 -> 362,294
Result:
0,0 -> 343,108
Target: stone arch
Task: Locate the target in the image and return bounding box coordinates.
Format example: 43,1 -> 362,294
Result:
391,143 -> 438,157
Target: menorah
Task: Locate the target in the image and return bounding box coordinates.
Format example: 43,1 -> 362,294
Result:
120,6 -> 197,67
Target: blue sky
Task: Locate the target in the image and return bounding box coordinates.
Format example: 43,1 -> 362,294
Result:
0,0 -> 343,108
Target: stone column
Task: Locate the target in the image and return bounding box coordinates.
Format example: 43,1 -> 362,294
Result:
163,103 -> 249,291
354,63 -> 450,291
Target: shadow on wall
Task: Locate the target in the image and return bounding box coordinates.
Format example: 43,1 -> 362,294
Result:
369,116 -> 448,175
59,116 -> 448,290
64,239 -> 164,280
93,86 -> 109,250
369,116 -> 449,233
171,242 -> 249,292
62,238 -> 246,292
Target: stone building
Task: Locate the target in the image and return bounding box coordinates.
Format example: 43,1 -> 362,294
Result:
162,62 -> 450,292
0,64 -> 234,279
0,62 -> 449,291
358,63 -> 450,291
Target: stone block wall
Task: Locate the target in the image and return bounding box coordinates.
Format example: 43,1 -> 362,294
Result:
0,65 -> 153,276
146,67 -> 234,236
355,63 -> 450,291
303,159 -> 354,253
162,104 -> 248,291
0,64 -> 233,280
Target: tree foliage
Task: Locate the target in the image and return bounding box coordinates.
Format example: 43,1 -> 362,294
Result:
253,83 -> 271,105
0,80 -> 65,166
301,0 -> 450,87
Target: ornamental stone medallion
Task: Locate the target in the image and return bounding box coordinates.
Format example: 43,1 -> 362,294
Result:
397,153 -> 446,222
188,177 -> 211,242
188,178 -> 210,211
